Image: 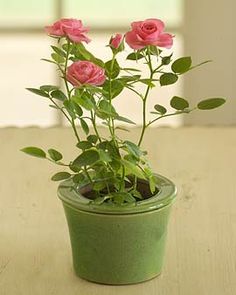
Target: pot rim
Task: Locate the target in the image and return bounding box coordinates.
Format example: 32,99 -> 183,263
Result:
58,173 -> 177,215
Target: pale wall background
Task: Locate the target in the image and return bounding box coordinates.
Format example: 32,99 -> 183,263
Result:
0,0 -> 235,127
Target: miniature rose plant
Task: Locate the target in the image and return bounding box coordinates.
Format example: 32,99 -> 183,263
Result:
21,18 -> 226,205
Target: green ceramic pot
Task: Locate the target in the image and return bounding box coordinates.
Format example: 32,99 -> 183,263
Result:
58,174 -> 177,285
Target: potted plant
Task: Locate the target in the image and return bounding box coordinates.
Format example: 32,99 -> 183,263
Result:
21,18 -> 226,285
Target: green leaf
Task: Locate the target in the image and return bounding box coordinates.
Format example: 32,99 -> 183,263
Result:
80,118 -> 89,135
51,172 -> 71,181
93,182 -> 107,191
113,193 -> 125,204
62,43 -> 73,53
49,104 -> 60,110
139,79 -> 155,87
26,88 -> 49,98
124,193 -> 136,203
149,45 -> 160,56
124,154 -> 138,164
197,98 -> 226,110
69,164 -> 81,173
131,189 -> 143,200
76,141 -> 93,150
63,100 -> 76,119
72,101 -> 83,117
98,100 -> 117,118
119,75 -> 141,83
51,53 -> 65,64
115,126 -> 130,132
160,73 -> 178,86
172,57 -> 192,74
149,175 -> 157,194
97,141 -> 120,159
73,43 -> 105,68
121,159 -> 146,179
99,150 -> 112,162
105,59 -> 120,79
73,150 -> 100,167
72,173 -> 85,183
170,96 -> 189,110
93,196 -> 110,204
48,149 -> 63,161
103,80 -> 124,99
21,147 -> 46,158
72,94 -> 95,111
154,104 -> 167,115
41,58 -> 57,65
126,52 -> 144,60
51,45 -> 66,58
40,85 -> 59,92
51,90 -> 67,101
87,135 -> 98,144
115,115 -> 136,125
110,159 -> 121,171
124,141 -> 142,158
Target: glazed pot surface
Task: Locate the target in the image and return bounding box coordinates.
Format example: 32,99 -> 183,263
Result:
58,174 -> 177,284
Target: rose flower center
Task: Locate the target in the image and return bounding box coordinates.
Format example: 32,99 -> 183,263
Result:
142,23 -> 156,33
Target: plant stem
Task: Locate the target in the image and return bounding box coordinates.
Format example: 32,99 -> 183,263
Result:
126,85 -> 143,99
62,39 -> 81,143
63,40 -> 71,98
49,98 -> 71,123
71,119 -> 81,142
147,109 -> 196,127
46,158 -> 70,167
138,46 -> 154,147
108,54 -> 118,146
83,167 -> 93,185
90,110 -> 102,143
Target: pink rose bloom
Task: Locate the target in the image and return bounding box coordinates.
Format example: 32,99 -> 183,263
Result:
125,18 -> 173,50
110,33 -> 123,49
66,61 -> 106,87
45,18 -> 90,43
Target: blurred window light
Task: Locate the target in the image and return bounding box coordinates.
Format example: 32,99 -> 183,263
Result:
0,0 -> 54,27
0,0 -> 183,127
0,35 -> 56,127
65,0 -> 183,28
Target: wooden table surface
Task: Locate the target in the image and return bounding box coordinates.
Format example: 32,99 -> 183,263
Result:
0,127 -> 236,295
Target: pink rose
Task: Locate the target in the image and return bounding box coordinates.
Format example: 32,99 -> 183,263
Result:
45,18 -> 90,44
125,18 -> 173,50
110,33 -> 123,49
66,61 -> 106,87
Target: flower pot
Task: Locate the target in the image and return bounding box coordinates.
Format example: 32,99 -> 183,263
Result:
58,174 -> 177,285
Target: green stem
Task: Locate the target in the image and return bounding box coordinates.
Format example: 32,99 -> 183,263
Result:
62,39 -> 81,143
147,109 -> 195,127
71,119 -> 81,142
138,46 -> 154,147
84,167 -> 93,185
90,110 -> 102,143
120,165 -> 125,191
47,158 -> 70,167
63,40 -> 71,98
108,54 -> 117,144
126,85 -> 143,99
49,98 -> 71,123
